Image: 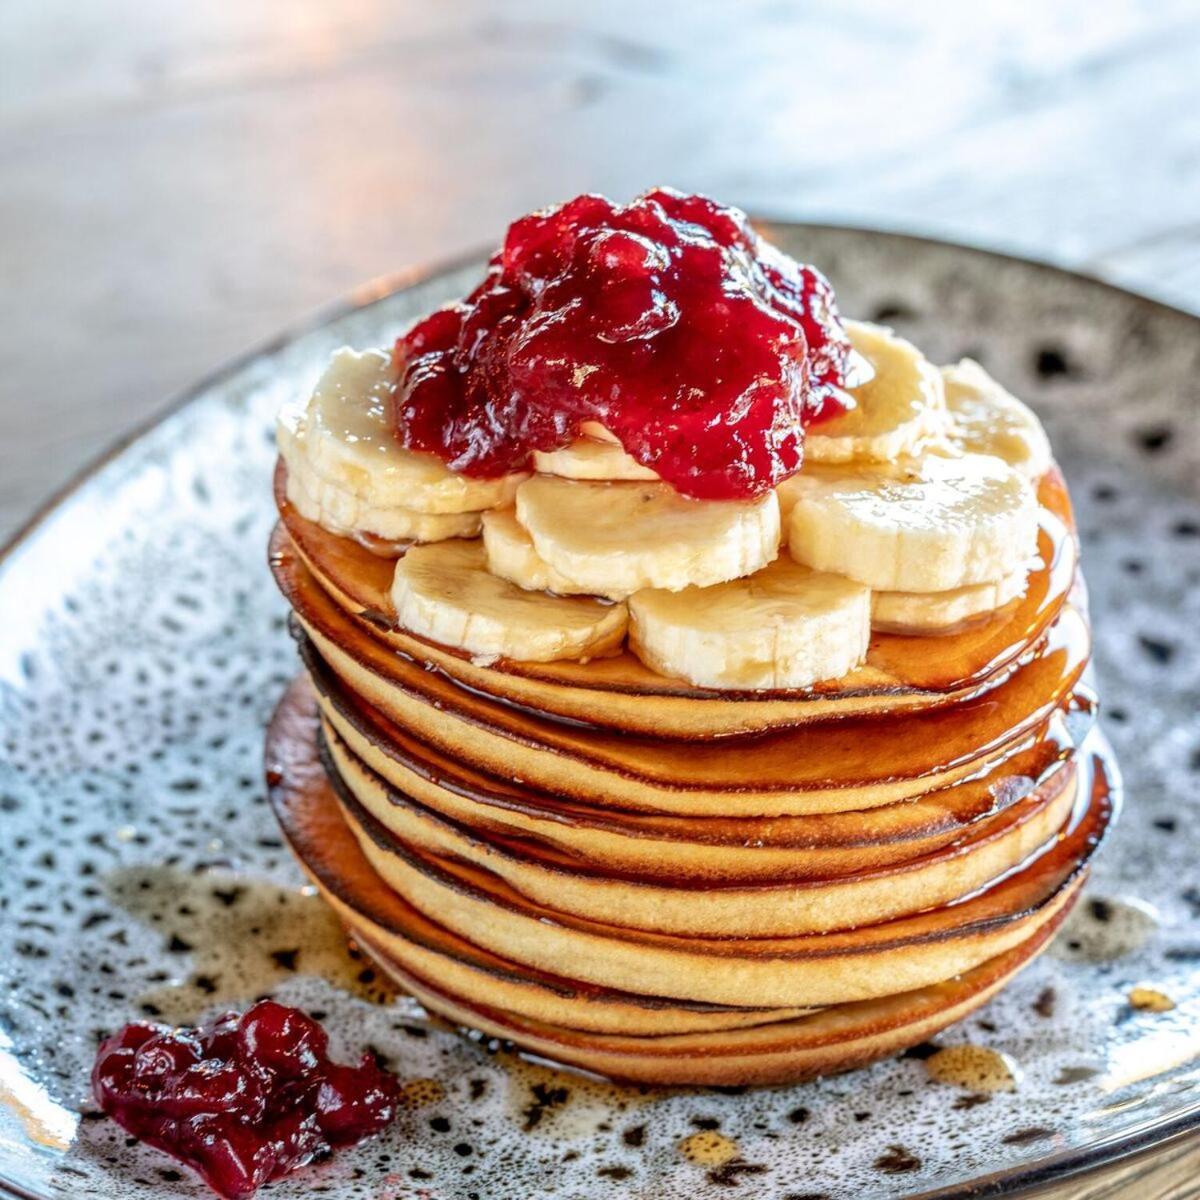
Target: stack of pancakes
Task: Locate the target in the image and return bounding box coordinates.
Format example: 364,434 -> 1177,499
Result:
266,455 -> 1115,1086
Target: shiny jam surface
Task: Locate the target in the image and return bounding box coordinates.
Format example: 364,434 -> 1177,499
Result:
92,1000 -> 400,1199
391,188 -> 855,500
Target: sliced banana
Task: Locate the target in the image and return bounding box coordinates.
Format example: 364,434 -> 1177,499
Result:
777,457 -> 928,532
390,539 -> 627,664
775,472 -> 811,534
806,322 -> 949,464
533,437 -> 658,481
482,509 -> 624,601
515,478 -> 780,597
580,421 -> 621,443
283,443 -> 482,542
629,557 -> 870,690
943,359 -> 1053,480
277,348 -> 527,515
786,453 -> 1038,593
872,564 -> 1031,635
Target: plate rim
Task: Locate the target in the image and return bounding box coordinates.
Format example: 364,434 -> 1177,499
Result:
2,223 -> 1198,1200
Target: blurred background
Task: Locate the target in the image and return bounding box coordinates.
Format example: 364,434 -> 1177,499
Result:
4,0 -> 1200,540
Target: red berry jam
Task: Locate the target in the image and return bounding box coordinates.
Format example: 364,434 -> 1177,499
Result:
391,188 -> 854,500
92,1001 -> 399,1199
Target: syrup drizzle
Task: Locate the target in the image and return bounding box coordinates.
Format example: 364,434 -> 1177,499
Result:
924,1045 -> 1021,1092
678,1129 -> 740,1166
105,865 -> 395,1023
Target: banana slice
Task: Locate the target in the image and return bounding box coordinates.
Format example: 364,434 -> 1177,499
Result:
277,348 -> 527,515
786,453 -> 1038,592
872,564 -> 1031,635
282,432 -> 483,543
482,509 -> 625,601
777,457 -> 928,533
533,438 -> 659,481
943,359 -> 1053,480
629,558 -> 870,690
580,421 -> 621,443
775,473 -> 808,533
806,322 -> 949,463
390,539 -> 628,663
515,478 -> 780,596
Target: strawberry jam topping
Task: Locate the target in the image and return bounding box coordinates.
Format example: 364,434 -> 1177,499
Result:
391,188 -> 854,500
92,1001 -> 399,1199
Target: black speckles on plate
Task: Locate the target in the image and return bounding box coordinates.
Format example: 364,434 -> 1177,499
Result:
873,1146 -> 921,1174
521,1082 -> 571,1132
869,300 -> 918,324
707,1159 -> 768,1186
1034,345 -> 1081,379
1002,1128 -> 1056,1146
1134,424 -> 1175,453
1033,987 -> 1057,1018
900,1041 -> 942,1061
596,1164 -> 632,1180
1137,634 -> 1176,665
621,1123 -> 646,1147
1054,1067 -> 1101,1085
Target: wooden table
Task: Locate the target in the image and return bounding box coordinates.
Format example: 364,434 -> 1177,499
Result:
2,2 -> 1198,1193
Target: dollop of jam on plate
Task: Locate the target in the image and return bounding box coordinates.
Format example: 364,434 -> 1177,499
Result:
92,1000 -> 399,1199
391,188 -> 857,500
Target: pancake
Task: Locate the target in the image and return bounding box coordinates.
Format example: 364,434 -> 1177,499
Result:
315,651 -> 1078,881
266,682 -> 811,1036
274,534 -> 1089,817
360,912 -> 1071,1086
334,775 -> 1105,1008
323,719 -> 1082,936
266,676 -> 1108,1081
267,677 -> 1114,1009
272,460 -> 1078,737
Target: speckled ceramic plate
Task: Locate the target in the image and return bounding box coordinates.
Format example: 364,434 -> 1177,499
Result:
2,226 -> 1199,1200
